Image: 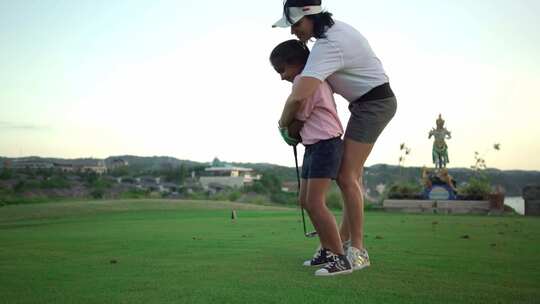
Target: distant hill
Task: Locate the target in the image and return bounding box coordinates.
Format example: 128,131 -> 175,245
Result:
104,155 -> 203,171
1,156 -> 538,196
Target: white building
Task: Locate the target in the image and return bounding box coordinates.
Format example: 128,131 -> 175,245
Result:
77,160 -> 107,175
199,166 -> 260,189
11,158 -> 54,169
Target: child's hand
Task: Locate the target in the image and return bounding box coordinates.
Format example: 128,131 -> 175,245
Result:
288,119 -> 304,141
279,127 -> 299,146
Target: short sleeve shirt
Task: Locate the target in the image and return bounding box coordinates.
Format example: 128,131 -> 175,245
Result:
301,20 -> 389,102
294,76 -> 343,145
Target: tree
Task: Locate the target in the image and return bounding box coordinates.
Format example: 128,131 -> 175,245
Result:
163,164 -> 188,184
0,168 -> 13,180
259,172 -> 282,194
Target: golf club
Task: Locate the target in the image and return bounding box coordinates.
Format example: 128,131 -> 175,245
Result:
293,145 -> 318,238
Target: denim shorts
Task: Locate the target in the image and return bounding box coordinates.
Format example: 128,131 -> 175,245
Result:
301,137 -> 343,180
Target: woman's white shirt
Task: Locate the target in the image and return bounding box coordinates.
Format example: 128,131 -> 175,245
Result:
301,20 -> 389,102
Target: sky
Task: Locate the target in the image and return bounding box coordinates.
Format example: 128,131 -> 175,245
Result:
1,0 -> 539,170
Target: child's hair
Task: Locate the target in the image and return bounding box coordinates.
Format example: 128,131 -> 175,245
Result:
283,0 -> 335,39
269,39 -> 310,68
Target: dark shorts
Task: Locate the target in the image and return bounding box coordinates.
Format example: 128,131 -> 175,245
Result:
345,84 -> 397,144
301,137 -> 343,180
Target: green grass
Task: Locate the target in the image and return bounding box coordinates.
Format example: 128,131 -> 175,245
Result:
0,199 -> 539,304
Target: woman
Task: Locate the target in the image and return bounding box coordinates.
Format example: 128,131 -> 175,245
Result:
273,0 -> 397,271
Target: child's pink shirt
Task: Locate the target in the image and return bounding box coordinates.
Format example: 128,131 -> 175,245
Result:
294,76 -> 343,145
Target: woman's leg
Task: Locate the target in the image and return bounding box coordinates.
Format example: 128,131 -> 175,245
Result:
304,178 -> 343,255
339,205 -> 350,242
337,140 -> 374,250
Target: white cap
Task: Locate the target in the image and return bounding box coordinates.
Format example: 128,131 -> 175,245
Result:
272,5 -> 323,28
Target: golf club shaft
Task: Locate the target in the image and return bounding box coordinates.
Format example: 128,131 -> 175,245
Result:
293,145 -> 308,235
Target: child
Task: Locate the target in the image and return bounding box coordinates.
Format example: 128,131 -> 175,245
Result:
270,40 -> 352,276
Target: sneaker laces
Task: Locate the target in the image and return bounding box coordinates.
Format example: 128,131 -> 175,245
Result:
342,240 -> 351,251
323,252 -> 344,270
359,248 -> 369,260
312,247 -> 325,259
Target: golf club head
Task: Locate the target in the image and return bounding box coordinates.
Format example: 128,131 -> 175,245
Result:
305,231 -> 318,238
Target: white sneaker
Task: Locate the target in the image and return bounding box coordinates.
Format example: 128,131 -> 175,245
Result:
347,246 -> 370,271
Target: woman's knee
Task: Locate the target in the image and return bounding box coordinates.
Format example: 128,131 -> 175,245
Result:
337,171 -> 362,190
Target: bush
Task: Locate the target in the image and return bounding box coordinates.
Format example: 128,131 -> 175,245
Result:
14,181 -> 27,193
40,176 -> 70,189
93,178 -> 113,189
186,191 -> 209,200
227,191 -> 242,202
0,168 -> 13,180
210,191 -> 229,201
244,172 -> 282,195
251,195 -> 270,205
387,182 -> 423,199
270,191 -> 297,205
81,172 -> 96,184
120,189 -> 149,199
326,190 -> 343,210
458,175 -> 491,200
0,195 -> 53,205
90,188 -> 105,199
243,182 -> 267,194
149,191 -> 162,199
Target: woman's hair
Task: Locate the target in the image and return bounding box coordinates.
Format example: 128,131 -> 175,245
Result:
269,40 -> 310,68
283,0 -> 335,39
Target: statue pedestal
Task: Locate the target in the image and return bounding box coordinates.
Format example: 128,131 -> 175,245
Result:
423,184 -> 456,200
383,199 -> 490,214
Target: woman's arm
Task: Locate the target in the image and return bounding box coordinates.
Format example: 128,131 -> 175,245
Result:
278,76 -> 322,127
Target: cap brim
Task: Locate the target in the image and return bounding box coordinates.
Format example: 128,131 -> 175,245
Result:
272,15 -> 302,28
272,16 -> 290,28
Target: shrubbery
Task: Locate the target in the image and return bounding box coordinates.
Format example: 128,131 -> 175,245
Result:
120,189 -> 150,199
458,175 -> 491,200
326,189 -> 343,210
40,176 -> 70,189
387,182 -> 423,199
0,168 -> 13,180
227,191 -> 242,202
88,176 -> 113,199
270,191 -> 297,205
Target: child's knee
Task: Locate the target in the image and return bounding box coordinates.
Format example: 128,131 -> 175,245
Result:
305,199 -> 326,214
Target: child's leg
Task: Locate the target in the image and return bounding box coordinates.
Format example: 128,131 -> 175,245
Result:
305,178 -> 344,255
299,178 -> 308,210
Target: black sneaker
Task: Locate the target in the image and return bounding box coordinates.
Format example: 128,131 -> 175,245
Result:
315,251 -> 353,277
303,247 -> 329,267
